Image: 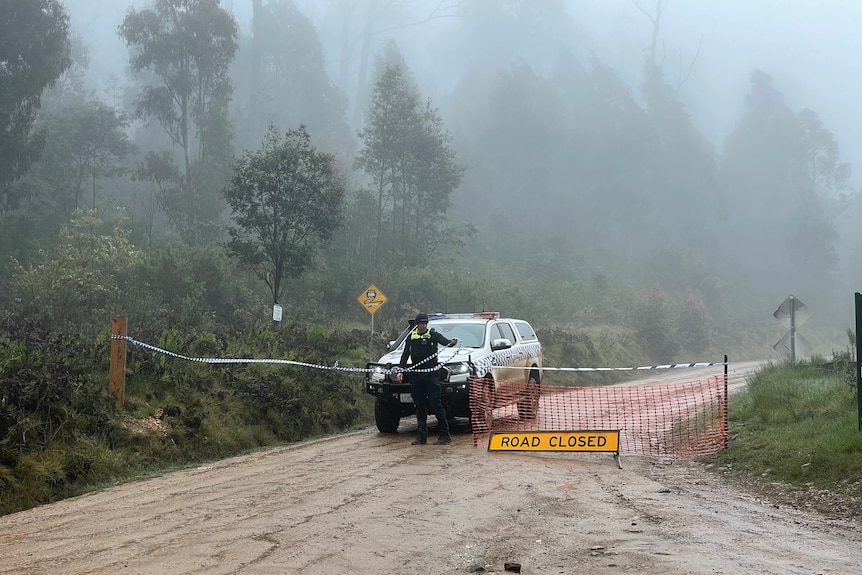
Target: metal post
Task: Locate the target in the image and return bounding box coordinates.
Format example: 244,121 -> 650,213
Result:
723,354 -> 729,448
856,293 -> 862,431
790,295 -> 796,364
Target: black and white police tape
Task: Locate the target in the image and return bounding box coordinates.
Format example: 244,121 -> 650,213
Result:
111,334 -> 459,375
111,334 -> 723,376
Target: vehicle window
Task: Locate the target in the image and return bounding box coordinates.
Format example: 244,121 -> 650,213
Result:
514,321 -> 536,341
391,326 -> 413,350
493,322 -> 516,343
437,324 -> 484,348
392,321 -> 485,350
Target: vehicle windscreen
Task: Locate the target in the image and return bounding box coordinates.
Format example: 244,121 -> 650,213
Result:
392,321 -> 486,350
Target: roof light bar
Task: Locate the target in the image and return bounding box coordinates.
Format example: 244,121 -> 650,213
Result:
473,312 -> 500,319
424,312 -> 501,321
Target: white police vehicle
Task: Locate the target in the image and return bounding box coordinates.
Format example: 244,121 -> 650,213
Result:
365,312 -> 544,433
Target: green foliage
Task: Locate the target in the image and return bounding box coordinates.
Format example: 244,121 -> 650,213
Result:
630,288 -> 680,360
119,0 -> 238,240
141,243 -> 261,332
352,42 -> 464,266
119,0 -> 238,172
0,0 -> 72,211
709,361 -> 862,495
225,125 -> 346,306
34,100 -> 134,216
0,315 -> 371,516
0,315 -> 118,514
12,211 -> 149,334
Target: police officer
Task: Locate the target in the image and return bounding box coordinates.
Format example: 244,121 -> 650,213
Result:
393,313 -> 458,445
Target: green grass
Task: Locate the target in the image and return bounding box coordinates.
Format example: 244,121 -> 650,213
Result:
706,359 -> 862,495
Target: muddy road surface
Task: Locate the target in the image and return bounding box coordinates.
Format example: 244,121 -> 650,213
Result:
2,361 -> 861,574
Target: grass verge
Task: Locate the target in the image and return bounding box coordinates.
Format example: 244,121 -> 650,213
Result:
703,357 -> 862,518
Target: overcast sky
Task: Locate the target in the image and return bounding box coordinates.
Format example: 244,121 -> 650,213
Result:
67,0 -> 862,187
577,0 -> 862,177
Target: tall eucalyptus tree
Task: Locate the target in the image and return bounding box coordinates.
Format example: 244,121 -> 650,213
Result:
235,0 -> 351,156
353,43 -> 463,266
720,70 -> 843,297
119,0 -> 238,241
0,0 -> 71,213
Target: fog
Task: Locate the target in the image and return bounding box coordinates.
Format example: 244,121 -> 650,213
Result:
67,0 -> 862,183
13,0 -> 862,354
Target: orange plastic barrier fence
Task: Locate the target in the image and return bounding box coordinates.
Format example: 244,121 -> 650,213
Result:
469,375 -> 727,457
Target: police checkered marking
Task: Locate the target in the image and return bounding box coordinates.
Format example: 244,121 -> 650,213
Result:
472,342 -> 544,377
493,361 -> 721,372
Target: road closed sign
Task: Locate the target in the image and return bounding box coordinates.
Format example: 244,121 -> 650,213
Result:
488,430 -> 620,453
358,284 -> 387,315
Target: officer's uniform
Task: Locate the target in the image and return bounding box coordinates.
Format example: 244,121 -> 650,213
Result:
399,314 -> 454,445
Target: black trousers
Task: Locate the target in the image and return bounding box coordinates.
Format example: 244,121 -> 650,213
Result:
410,372 -> 450,438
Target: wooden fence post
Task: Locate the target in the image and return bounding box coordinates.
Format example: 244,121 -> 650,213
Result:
109,316 -> 127,408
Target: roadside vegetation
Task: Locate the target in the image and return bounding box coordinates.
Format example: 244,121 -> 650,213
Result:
706,350 -> 862,514
2,1 -> 859,518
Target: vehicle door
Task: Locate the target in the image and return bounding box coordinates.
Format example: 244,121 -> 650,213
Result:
489,321 -> 521,403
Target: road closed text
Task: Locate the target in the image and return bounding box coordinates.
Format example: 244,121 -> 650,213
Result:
488,430 -> 620,453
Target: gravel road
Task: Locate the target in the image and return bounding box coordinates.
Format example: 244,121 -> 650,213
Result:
2,361 -> 861,575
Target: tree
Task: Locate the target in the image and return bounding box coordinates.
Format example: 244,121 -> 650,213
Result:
119,0 -> 238,240
38,101 -> 134,215
12,211 -> 148,333
639,62 -> 719,258
353,43 -> 464,266
224,126 -> 346,306
132,151 -> 181,247
719,70 -> 841,297
235,0 -> 351,156
306,0 -> 459,128
443,0 -> 581,81
451,62 -> 570,251
0,0 -> 71,213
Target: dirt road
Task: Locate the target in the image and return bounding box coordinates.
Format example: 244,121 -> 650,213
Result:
3,361 -> 861,574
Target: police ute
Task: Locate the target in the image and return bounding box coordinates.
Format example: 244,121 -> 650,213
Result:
365,312 -> 544,433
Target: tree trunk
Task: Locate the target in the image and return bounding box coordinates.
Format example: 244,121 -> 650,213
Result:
250,0 -> 264,138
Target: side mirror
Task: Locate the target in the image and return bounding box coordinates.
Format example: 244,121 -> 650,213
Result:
491,338 -> 512,351
386,340 -> 396,351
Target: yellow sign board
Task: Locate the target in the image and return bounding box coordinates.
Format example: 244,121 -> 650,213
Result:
357,284 -> 387,315
488,430 -> 620,453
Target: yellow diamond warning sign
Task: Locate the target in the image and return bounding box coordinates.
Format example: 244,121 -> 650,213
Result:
358,284 -> 387,315
488,430 -> 620,453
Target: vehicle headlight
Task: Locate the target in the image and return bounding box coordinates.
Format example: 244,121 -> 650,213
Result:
446,362 -> 471,377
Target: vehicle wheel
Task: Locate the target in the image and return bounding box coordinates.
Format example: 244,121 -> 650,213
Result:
470,376 -> 494,433
374,398 -> 401,433
518,373 -> 540,420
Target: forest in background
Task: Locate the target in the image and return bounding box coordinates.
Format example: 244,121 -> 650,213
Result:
1,0 -> 859,513
2,0 -> 857,355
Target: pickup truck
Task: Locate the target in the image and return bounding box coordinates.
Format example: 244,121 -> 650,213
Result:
365,312 -> 544,433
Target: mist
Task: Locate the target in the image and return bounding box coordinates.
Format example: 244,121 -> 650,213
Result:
6,0 -> 862,357
65,0 -> 862,173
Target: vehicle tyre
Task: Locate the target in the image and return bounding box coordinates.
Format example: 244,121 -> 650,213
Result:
374,398 -> 401,433
518,373 -> 541,420
470,376 -> 495,433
